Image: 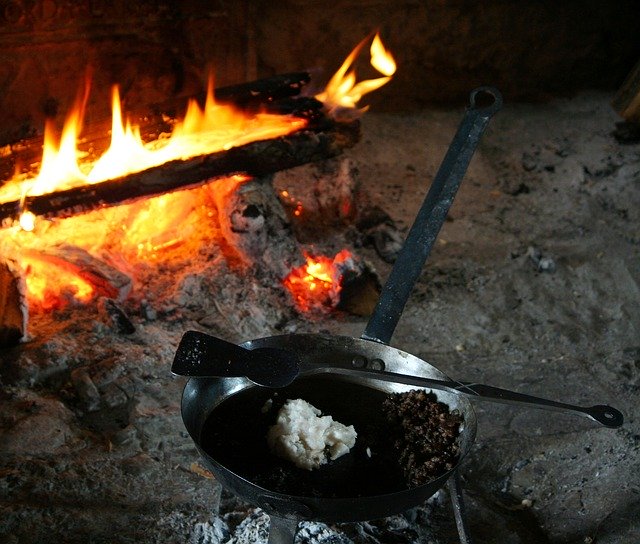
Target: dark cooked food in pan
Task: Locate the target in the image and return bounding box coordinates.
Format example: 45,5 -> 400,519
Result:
383,389 -> 463,487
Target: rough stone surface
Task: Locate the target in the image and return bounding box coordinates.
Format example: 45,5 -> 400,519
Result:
1,92 -> 639,543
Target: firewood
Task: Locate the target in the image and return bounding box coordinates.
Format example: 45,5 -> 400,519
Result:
0,72 -> 312,183
337,265 -> 381,317
0,121 -> 360,226
272,157 -> 359,242
0,259 -> 28,347
612,59 -> 640,122
189,72 -> 311,110
211,177 -> 303,278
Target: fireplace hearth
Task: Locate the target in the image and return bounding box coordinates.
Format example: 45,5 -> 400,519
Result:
1,3 -> 640,543
1,90 -> 638,544
0,32 -> 392,341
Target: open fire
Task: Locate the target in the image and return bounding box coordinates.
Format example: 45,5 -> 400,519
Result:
0,33 -> 395,320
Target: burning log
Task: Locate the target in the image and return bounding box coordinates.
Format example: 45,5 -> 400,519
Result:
0,72 -> 313,183
175,72 -> 311,111
0,259 -> 28,347
211,177 -> 303,278
612,59 -> 640,143
0,120 -> 360,226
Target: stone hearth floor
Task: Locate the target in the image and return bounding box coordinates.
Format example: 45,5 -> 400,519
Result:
1,91 -> 638,543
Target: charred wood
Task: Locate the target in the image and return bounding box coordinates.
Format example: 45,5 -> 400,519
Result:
0,259 -> 28,347
273,157 -> 359,243
261,97 -> 325,123
195,72 -> 310,110
70,368 -> 102,412
98,298 -> 136,335
613,59 -> 640,122
0,121 -> 360,226
337,265 -> 381,317
613,121 -> 640,144
211,177 -> 303,278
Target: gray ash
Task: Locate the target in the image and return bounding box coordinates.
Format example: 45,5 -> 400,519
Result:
382,390 -> 462,488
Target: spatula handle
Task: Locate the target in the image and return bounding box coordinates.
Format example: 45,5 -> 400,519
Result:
172,331 -> 302,388
304,366 -> 624,429
452,382 -> 624,428
362,87 -> 502,345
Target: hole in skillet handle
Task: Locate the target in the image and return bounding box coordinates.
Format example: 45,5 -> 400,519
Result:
588,404 -> 624,428
469,86 -> 503,115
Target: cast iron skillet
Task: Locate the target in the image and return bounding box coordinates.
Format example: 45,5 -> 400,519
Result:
181,333 -> 477,522
177,87 -> 496,539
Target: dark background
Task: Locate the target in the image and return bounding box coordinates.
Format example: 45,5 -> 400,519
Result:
0,0 -> 639,144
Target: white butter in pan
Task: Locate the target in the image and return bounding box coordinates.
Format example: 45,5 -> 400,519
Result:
266,398 -> 357,470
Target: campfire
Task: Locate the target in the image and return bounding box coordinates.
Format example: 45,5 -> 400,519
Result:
0,33 -> 396,343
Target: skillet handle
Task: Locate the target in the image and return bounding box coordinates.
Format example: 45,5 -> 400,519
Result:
455,382 -> 624,428
362,87 -> 502,345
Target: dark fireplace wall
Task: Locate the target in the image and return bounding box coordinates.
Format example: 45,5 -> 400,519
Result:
0,0 -> 254,145
253,0 -> 640,110
1,0 -> 639,145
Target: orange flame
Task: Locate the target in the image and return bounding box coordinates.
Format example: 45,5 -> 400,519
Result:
283,250 -> 353,312
0,80 -> 307,205
0,78 -> 306,308
0,34 -> 396,310
316,32 -> 396,111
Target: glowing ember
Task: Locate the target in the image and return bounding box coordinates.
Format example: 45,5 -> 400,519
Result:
19,212 -> 35,232
280,189 -> 304,218
0,81 -> 305,308
284,250 -> 353,312
315,32 -> 396,111
2,183 -> 227,310
21,253 -> 95,311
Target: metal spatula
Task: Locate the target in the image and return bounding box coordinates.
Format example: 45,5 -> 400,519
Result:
171,331 -> 623,428
171,330 -> 301,388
